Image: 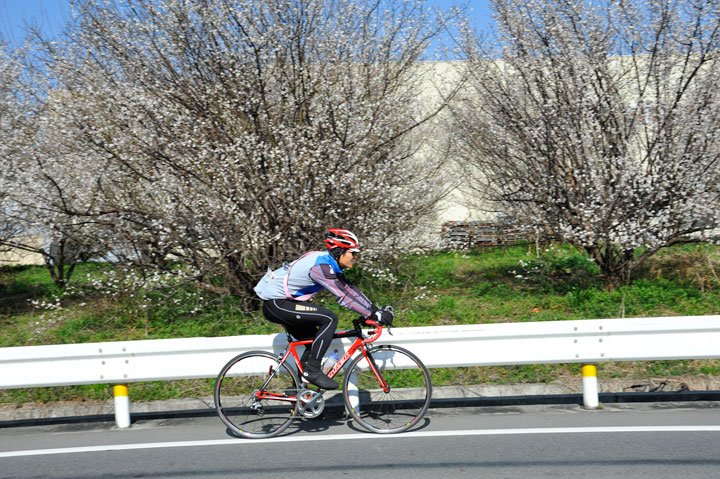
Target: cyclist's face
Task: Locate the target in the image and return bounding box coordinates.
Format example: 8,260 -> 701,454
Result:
338,250 -> 357,269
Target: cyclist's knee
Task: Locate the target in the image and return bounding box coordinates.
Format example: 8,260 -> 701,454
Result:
324,311 -> 339,328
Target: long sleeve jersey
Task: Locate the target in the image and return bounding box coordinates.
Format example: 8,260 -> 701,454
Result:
254,251 -> 375,316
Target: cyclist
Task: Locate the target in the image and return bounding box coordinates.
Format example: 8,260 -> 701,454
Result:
254,228 -> 394,390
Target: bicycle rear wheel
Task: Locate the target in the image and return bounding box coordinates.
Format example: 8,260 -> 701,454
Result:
214,351 -> 299,439
343,345 -> 431,434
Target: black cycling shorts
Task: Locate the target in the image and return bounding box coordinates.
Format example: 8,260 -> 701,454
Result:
262,299 -> 338,362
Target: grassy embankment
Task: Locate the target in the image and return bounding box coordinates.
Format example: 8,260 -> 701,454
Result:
1,243 -> 719,406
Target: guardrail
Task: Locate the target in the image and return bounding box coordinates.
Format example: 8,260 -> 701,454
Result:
2,315 -> 720,427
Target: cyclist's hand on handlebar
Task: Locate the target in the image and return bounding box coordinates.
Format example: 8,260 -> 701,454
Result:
380,305 -> 394,327
368,305 -> 394,327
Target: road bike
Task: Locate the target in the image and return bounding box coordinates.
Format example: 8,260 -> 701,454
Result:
214,317 -> 432,439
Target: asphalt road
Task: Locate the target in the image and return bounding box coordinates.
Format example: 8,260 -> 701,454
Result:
1,402 -> 720,479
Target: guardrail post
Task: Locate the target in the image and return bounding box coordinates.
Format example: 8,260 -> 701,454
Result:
582,364 -> 599,409
113,384 -> 131,428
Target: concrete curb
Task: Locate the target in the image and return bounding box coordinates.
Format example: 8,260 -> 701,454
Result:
2,380 -> 720,428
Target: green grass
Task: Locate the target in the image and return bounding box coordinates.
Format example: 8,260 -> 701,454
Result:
1,243 -> 719,406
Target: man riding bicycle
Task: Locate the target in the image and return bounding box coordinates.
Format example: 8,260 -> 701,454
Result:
254,228 -> 394,390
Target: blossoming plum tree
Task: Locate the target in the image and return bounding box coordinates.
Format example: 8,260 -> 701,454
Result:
0,44 -> 23,251
451,0 -> 720,289
8,0 -> 450,304
1,41 -> 103,286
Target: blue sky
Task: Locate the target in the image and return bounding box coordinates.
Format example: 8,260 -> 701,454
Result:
0,0 -> 494,47
0,0 -> 70,44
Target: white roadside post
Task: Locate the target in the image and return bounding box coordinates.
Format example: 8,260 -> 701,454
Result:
582,364 -> 599,409
113,384 -> 131,428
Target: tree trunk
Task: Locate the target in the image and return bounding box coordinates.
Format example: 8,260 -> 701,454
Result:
586,244 -> 634,291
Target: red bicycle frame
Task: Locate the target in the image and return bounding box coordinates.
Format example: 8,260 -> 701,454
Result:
257,319 -> 389,403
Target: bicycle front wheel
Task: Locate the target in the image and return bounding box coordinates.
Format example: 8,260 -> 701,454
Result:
343,345 -> 431,434
214,351 -> 299,439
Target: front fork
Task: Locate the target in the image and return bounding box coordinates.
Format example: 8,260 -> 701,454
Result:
363,347 -> 390,393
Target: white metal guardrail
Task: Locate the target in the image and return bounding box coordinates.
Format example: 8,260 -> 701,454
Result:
2,315 -> 720,427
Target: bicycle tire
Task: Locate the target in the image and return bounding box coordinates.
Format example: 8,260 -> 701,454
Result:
342,344 -> 431,434
214,351 -> 300,439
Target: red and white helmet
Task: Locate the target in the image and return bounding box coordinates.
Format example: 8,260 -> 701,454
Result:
324,228 -> 360,252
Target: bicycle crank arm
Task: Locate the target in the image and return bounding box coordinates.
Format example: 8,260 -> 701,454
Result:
298,390 -> 324,409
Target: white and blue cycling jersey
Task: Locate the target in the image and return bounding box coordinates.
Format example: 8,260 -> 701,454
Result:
254,251 -> 374,316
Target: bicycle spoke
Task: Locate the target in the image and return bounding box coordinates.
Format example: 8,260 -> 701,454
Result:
343,345 -> 431,434
214,352 -> 299,439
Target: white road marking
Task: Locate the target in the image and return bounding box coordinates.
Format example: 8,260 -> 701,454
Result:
2,425 -> 720,458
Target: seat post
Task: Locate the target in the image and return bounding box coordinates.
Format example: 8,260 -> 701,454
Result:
282,326 -> 294,343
